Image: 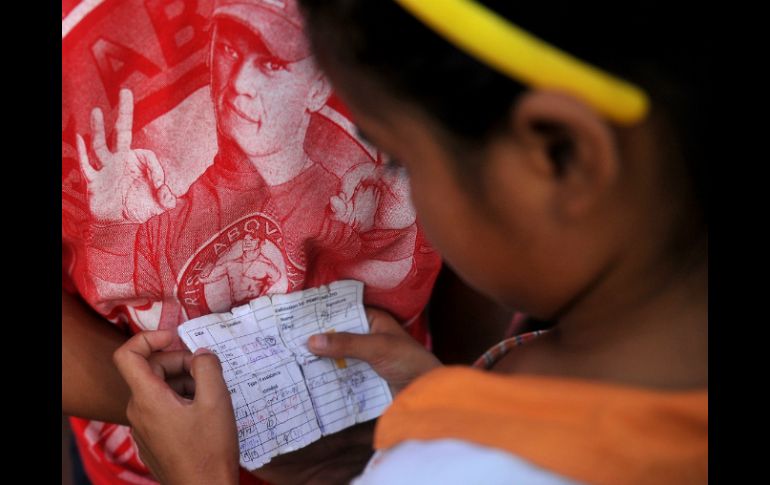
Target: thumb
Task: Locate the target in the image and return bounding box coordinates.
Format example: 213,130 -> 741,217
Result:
365,308 -> 408,336
307,331 -> 391,366
156,184 -> 177,210
134,149 -> 165,189
330,195 -> 347,215
190,349 -> 230,408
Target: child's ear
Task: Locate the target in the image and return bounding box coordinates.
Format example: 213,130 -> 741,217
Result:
507,90 -> 620,217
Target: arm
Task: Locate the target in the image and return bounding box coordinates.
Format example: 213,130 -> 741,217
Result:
266,261 -> 281,286
110,309 -> 437,485
63,290 -> 202,424
255,308 -> 442,485
62,289 -> 131,425
113,331 -> 239,485
198,261 -> 228,284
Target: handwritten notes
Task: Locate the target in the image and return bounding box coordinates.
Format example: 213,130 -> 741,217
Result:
177,280 -> 393,470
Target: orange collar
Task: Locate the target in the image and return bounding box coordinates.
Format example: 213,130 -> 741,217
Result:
375,366 -> 707,485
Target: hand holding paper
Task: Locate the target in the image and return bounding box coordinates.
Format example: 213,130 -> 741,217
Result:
176,280 -> 395,470
307,308 -> 442,394
113,330 -> 239,485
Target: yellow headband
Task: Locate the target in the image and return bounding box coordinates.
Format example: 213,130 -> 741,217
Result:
394,0 -> 649,125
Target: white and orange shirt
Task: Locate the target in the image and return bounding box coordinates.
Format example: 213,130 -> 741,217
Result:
359,366 -> 707,485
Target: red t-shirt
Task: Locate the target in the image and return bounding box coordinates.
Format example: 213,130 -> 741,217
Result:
62,1 -> 441,483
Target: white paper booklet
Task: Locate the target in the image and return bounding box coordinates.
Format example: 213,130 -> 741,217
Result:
177,280 -> 393,470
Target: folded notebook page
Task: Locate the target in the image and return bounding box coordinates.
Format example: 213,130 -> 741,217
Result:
177,280 -> 393,470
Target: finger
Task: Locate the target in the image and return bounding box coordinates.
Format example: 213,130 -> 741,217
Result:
90,108 -> 110,162
116,88 -> 134,152
76,134 -> 97,182
166,374 -> 196,398
135,149 -> 165,189
365,307 -> 409,337
342,162 -> 376,195
330,195 -> 346,215
189,350 -> 230,408
183,352 -> 194,373
307,331 -> 392,364
113,330 -> 176,392
148,350 -> 193,380
156,184 -> 177,210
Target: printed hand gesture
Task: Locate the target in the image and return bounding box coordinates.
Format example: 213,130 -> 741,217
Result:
330,163 -> 382,233
76,88 -> 177,224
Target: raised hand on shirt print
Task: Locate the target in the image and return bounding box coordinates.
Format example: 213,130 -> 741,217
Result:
330,159 -> 417,232
76,88 -> 177,224
330,162 -> 383,233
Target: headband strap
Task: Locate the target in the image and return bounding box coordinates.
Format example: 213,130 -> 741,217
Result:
395,0 -> 649,124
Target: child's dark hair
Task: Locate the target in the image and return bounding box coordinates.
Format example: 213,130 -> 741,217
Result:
299,1 -> 708,247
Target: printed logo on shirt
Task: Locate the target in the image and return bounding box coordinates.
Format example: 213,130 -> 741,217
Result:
177,212 -> 304,318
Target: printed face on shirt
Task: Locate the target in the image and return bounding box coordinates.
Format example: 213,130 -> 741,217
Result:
211,18 -> 318,158
242,233 -> 261,253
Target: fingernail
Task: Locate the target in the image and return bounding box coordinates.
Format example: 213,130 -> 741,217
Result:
194,347 -> 212,356
308,334 -> 328,351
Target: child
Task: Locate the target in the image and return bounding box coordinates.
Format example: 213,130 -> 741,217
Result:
113,1 -> 708,483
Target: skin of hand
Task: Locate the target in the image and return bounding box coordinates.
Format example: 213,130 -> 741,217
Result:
112,308 -> 440,485
76,88 -> 176,224
307,307 -> 443,395
254,307 -> 442,484
113,330 -> 239,485
111,328 -> 374,485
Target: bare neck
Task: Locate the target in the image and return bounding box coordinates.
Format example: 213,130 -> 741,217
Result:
496,253 -> 708,391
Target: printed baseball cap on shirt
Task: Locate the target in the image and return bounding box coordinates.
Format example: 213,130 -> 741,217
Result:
213,0 -> 311,63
